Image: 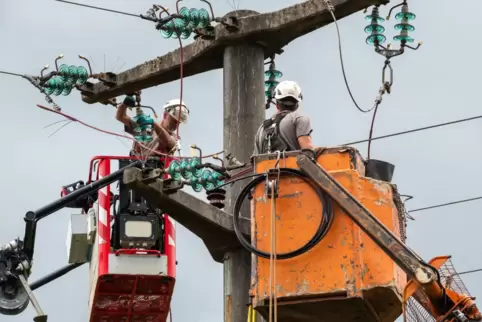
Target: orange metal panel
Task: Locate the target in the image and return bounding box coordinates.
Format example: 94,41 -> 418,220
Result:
251,149 -> 406,321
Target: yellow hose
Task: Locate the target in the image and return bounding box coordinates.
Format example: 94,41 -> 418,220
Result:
247,305 -> 257,322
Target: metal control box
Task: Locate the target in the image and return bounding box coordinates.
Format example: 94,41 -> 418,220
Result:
66,213 -> 93,264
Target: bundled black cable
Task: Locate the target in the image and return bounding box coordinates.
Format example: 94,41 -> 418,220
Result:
232,168 -> 334,260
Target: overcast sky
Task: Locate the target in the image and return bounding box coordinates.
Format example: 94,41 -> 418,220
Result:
1,0 -> 481,321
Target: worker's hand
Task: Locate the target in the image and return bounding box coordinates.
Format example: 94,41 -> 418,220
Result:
123,95 -> 136,108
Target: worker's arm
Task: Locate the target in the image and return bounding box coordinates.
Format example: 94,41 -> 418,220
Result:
295,115 -> 314,150
253,125 -> 263,155
116,96 -> 137,133
153,123 -> 177,150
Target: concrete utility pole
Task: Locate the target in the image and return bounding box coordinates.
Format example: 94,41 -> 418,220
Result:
223,17 -> 266,320
90,1 -> 390,321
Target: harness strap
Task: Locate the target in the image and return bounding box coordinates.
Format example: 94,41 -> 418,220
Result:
261,111 -> 297,153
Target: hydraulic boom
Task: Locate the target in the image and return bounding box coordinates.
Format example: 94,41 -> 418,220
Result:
296,153 -> 482,321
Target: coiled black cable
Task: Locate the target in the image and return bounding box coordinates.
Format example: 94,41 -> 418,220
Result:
232,168 -> 334,260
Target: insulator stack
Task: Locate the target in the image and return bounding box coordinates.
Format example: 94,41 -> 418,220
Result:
43,76 -> 74,96
365,6 -> 386,46
132,111 -> 154,143
167,158 -> 224,192
206,188 -> 226,209
393,4 -> 416,43
161,7 -> 210,39
264,63 -> 283,99
58,64 -> 89,85
178,7 -> 210,29
188,168 -> 224,192
180,157 -> 202,179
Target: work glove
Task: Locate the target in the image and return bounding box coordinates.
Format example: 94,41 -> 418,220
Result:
124,90 -> 142,107
123,95 -> 136,108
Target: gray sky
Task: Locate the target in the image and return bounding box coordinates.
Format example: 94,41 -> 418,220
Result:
1,0 -> 481,321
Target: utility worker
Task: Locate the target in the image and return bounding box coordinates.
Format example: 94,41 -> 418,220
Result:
254,80 -> 314,154
115,92 -> 190,156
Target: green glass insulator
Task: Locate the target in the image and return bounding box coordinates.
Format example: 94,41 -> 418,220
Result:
61,80 -> 73,96
180,159 -> 193,179
173,17 -> 186,29
52,77 -> 65,96
198,8 -> 210,28
135,135 -> 153,143
178,7 -> 191,27
76,66 -> 89,85
180,26 -> 193,39
365,15 -> 384,23
393,34 -> 414,43
187,8 -> 200,28
366,34 -> 386,45
264,69 -> 283,79
364,24 -> 385,34
189,176 -> 203,192
43,82 -> 54,95
211,171 -> 223,187
265,80 -> 279,90
201,169 -> 214,190
68,65 -> 79,82
394,23 -> 415,32
168,160 -> 182,180
265,90 -> 272,98
161,22 -> 174,38
171,29 -> 181,39
395,12 -> 416,21
58,64 -> 70,82
190,157 -> 202,178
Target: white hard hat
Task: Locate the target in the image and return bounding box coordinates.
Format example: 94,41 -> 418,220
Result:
274,80 -> 303,102
163,98 -> 189,124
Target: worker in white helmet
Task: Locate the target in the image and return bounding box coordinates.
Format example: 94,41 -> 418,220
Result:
116,92 -> 189,155
254,80 -> 313,154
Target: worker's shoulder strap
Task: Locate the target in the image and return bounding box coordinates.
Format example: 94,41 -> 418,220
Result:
262,110 -> 290,128
261,110 -> 296,152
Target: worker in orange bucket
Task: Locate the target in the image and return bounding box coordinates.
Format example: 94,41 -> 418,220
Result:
254,80 -> 314,154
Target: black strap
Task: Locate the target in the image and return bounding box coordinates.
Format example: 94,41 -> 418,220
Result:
260,111 -> 296,152
274,111 -> 297,151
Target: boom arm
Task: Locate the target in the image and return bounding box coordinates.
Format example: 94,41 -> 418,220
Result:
0,160 -> 141,322
296,153 -> 481,321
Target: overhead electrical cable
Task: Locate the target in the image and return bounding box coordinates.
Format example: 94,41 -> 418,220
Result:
341,114 -> 482,146
36,104 -> 222,160
407,196 -> 482,213
54,0 -> 140,18
456,268 -> 482,276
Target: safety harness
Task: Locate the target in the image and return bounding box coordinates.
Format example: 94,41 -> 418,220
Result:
259,110 -> 296,154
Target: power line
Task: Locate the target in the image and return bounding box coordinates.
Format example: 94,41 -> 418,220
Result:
342,114 -> 482,146
457,268 -> 482,276
54,0 -> 141,18
408,196 -> 482,213
0,70 -> 24,77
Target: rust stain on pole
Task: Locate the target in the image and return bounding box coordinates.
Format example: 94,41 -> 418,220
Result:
225,295 -> 232,322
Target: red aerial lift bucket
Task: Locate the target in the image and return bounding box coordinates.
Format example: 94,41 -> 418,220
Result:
88,156 -> 176,322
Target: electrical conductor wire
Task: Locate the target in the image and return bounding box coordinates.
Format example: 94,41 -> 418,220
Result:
232,168 -> 334,260
323,2 -> 377,113
54,0 -> 141,18
342,114 -> 482,146
408,196 -> 482,213
36,104 -> 222,160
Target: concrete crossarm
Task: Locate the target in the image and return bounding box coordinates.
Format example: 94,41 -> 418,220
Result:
123,167 -> 250,263
80,0 -> 388,104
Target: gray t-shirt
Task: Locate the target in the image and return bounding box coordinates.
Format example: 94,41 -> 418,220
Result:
254,109 -> 313,154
